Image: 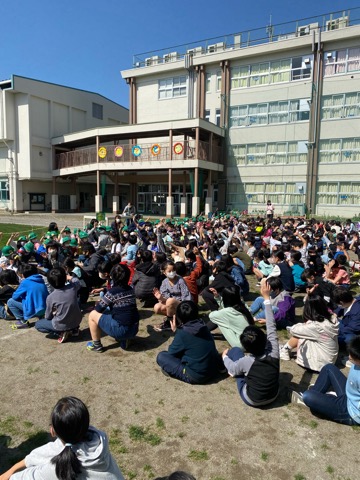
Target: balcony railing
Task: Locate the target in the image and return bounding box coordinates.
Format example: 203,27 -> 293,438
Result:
55,140 -> 223,170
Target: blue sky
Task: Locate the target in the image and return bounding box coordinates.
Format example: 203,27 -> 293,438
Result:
1,1 -> 359,107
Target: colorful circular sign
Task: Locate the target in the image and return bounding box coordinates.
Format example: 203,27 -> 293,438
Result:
132,145 -> 142,157
98,147 -> 107,159
114,146 -> 124,158
173,142 -> 184,155
151,144 -> 161,156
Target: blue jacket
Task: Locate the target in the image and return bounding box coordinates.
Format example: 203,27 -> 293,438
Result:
12,274 -> 49,320
339,300 -> 360,337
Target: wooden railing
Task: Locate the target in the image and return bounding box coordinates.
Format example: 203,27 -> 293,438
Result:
55,140 -> 223,169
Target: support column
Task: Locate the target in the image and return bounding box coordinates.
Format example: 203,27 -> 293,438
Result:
166,168 -> 174,217
52,177 -> 58,213
192,167 -> 200,216
95,170 -> 102,213
205,170 -> 213,216
180,170 -> 187,217
70,177 -> 77,211
112,172 -> 119,214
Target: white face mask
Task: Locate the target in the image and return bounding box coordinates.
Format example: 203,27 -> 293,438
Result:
116,219 -> 121,223
99,273 -> 108,280
48,249 -> 57,256
166,271 -> 176,279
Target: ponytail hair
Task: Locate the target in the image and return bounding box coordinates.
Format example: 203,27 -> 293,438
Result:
221,286 -> 255,326
50,397 -> 90,480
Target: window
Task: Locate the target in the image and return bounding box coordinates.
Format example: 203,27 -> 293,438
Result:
215,108 -> 221,126
92,103 -> 103,120
204,109 -> 210,121
158,76 -> 187,99
229,99 -> 310,128
324,46 -> 360,76
0,180 -> 9,201
322,92 -> 360,120
230,55 -> 312,90
319,137 -> 360,163
216,71 -> 222,91
206,73 -> 211,93
230,141 -> 308,166
317,182 -> 360,205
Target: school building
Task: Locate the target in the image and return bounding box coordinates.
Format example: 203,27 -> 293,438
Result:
0,75 -> 128,212
4,8 -> 360,217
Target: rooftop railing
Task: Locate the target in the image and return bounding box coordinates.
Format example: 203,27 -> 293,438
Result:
132,8 -> 360,68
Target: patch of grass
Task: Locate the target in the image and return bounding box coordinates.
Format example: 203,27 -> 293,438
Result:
27,367 -> 40,375
177,432 -> 186,438
109,429 -> 128,454
81,376 -> 91,384
156,417 -> 165,429
181,415 -> 190,423
308,420 -> 318,429
23,421 -> 34,429
231,459 -> 238,465
0,416 -> 20,437
134,409 -> 140,415
321,442 -> 329,450
128,425 -> 162,446
143,464 -> 155,478
294,474 -> 306,480
261,451 -> 269,461
351,424 -> 360,432
158,399 -> 164,406
188,449 -> 209,461
283,413 -> 290,419
326,465 -> 334,474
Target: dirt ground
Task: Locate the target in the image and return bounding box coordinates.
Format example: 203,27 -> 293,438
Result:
0,213 -> 359,480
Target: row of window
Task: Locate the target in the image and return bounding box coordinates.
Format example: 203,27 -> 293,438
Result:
229,99 -> 310,127
230,56 -> 312,89
319,138 -> 360,163
317,182 -> 360,205
227,182 -> 304,206
229,141 -> 308,166
322,91 -> 360,120
158,46 -> 360,100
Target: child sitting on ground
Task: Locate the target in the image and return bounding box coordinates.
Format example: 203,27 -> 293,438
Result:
1,396 -> 124,479
35,267 -> 82,343
87,264 -> 139,352
291,336 -> 360,426
0,269 -> 19,320
279,294 -> 339,372
7,264 -> 49,329
156,301 -> 221,384
222,279 -> 280,407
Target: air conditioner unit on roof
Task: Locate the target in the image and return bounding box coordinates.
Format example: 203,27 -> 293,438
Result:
297,22 -> 318,36
163,52 -> 179,63
187,46 -> 204,56
326,16 -> 349,31
207,42 -> 225,53
144,56 -> 160,66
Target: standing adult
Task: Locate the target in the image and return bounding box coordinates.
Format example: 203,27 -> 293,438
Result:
266,200 -> 274,221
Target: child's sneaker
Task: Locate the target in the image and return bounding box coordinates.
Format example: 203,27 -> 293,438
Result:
279,344 -> 291,361
11,320 -> 29,330
86,341 -> 104,353
291,391 -> 306,406
154,317 -> 172,332
58,331 -> 71,344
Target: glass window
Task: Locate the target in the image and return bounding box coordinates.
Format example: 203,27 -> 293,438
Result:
216,71 -> 222,91
92,103 -> 103,120
206,73 -> 211,93
158,76 -> 187,99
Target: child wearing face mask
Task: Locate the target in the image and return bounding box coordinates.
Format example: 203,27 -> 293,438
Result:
153,261 -> 192,331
